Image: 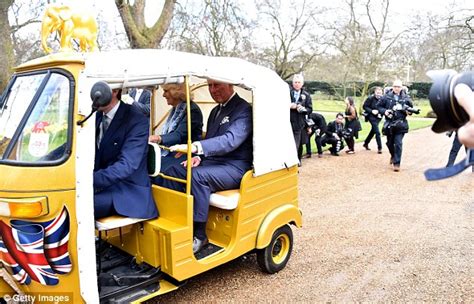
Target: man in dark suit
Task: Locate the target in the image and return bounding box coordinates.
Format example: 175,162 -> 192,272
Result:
290,74 -> 313,163
321,113 -> 345,156
305,112 -> 327,158
128,88 -> 152,116
362,86 -> 383,153
94,89 -> 158,219
160,80 -> 253,254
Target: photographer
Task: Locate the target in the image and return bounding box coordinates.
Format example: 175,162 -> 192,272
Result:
378,80 -> 418,172
455,83 -> 474,148
290,74 -> 313,163
321,113 -> 345,156
362,86 -> 383,153
304,112 -> 327,158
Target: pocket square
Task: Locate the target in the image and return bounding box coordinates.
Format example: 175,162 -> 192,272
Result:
220,116 -> 230,125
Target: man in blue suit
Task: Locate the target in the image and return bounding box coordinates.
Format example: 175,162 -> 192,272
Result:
161,80 -> 253,254
128,88 -> 152,116
94,89 -> 158,219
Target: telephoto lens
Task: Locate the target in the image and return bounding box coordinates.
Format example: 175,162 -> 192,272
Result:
427,70 -> 473,133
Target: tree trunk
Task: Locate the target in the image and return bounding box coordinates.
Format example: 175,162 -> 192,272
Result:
0,1 -> 15,92
115,0 -> 176,48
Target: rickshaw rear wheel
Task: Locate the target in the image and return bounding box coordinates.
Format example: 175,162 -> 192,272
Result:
257,224 -> 293,274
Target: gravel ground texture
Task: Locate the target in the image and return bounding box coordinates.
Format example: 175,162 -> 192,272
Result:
151,127 -> 473,303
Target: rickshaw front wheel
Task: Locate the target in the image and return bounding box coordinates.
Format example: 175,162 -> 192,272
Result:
257,225 -> 293,274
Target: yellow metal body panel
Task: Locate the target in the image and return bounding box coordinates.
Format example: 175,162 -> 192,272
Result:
0,62 -> 85,302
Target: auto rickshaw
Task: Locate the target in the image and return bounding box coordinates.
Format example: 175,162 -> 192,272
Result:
0,48 -> 302,303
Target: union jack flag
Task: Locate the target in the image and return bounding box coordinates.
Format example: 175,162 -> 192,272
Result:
0,206 -> 71,285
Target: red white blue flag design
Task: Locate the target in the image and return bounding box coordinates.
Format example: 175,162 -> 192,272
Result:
0,206 -> 71,285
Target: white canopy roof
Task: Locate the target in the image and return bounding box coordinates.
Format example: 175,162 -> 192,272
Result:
78,49 -> 298,176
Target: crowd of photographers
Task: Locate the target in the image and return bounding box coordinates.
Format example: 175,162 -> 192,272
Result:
290,75 -> 423,172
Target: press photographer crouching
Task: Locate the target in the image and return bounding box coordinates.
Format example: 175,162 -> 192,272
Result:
378,80 -> 420,172
424,70 -> 474,180
321,113 -> 345,156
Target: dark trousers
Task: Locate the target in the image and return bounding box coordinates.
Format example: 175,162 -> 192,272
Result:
305,132 -> 323,155
293,128 -> 307,160
160,160 -> 247,223
345,136 -> 355,151
386,132 -> 405,165
364,120 -> 382,150
322,136 -> 344,153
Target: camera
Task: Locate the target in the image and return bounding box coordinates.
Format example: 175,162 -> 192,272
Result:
402,105 -> 420,115
296,102 -> 307,113
340,129 -> 352,139
427,70 -> 473,133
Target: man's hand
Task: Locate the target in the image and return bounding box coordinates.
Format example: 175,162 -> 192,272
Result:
290,103 -> 297,109
372,109 -> 379,115
169,144 -> 197,153
181,156 -> 201,168
315,129 -> 321,136
455,83 -> 474,148
307,127 -> 312,135
149,134 -> 161,143
333,133 -> 340,140
296,104 -> 306,113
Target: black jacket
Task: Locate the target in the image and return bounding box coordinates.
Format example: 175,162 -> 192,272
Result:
325,120 -> 344,138
363,94 -> 382,122
308,112 -> 327,135
378,90 -> 413,134
290,88 -> 313,131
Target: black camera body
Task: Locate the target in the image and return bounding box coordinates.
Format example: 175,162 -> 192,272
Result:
402,105 -> 421,115
427,70 -> 473,133
340,129 -> 352,139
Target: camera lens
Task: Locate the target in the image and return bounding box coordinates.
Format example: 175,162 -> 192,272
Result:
427,70 -> 473,133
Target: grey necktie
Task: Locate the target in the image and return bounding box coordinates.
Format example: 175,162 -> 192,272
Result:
215,105 -> 223,121
98,115 -> 110,146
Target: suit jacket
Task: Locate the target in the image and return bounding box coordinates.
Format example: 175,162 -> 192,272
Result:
94,102 -> 158,219
378,90 -> 413,134
290,88 -> 313,131
201,93 -> 253,166
129,88 -> 151,116
160,101 -> 203,146
308,112 -> 327,135
325,120 -> 343,138
363,94 -> 382,122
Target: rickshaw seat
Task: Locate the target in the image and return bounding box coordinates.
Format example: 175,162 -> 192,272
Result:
209,189 -> 240,210
147,142 -> 161,177
95,215 -> 148,231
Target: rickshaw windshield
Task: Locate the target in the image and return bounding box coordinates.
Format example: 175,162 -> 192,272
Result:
0,71 -> 72,164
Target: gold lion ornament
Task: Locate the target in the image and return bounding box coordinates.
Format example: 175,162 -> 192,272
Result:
41,5 -> 98,53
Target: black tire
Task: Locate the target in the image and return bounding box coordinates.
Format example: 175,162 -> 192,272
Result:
257,225 -> 293,274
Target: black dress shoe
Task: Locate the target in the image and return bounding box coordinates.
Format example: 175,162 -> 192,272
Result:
193,237 -> 209,254
363,143 -> 371,150
302,154 -> 312,159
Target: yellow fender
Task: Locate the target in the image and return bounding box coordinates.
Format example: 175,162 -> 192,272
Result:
256,204 -> 302,249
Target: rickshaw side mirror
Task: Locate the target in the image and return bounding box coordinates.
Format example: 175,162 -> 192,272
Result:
90,81 -> 112,110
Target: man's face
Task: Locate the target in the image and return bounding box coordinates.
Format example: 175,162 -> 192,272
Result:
208,80 -> 234,104
374,88 -> 383,99
98,89 -> 119,113
292,80 -> 303,91
336,115 -> 344,124
392,85 -> 402,95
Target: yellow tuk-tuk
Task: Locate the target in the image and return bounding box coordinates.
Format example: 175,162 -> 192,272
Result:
0,49 -> 302,303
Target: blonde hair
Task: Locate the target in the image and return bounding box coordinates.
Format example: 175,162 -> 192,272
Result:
161,83 -> 194,101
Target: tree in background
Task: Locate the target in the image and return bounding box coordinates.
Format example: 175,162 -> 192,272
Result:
115,0 -> 176,48
255,0 -> 324,80
162,0 -> 254,57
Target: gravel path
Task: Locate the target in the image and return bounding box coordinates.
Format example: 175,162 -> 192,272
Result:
152,127 -> 473,303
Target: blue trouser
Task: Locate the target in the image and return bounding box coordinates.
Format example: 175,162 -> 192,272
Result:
386,132 -> 405,165
160,160 -> 248,222
364,120 -> 382,150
